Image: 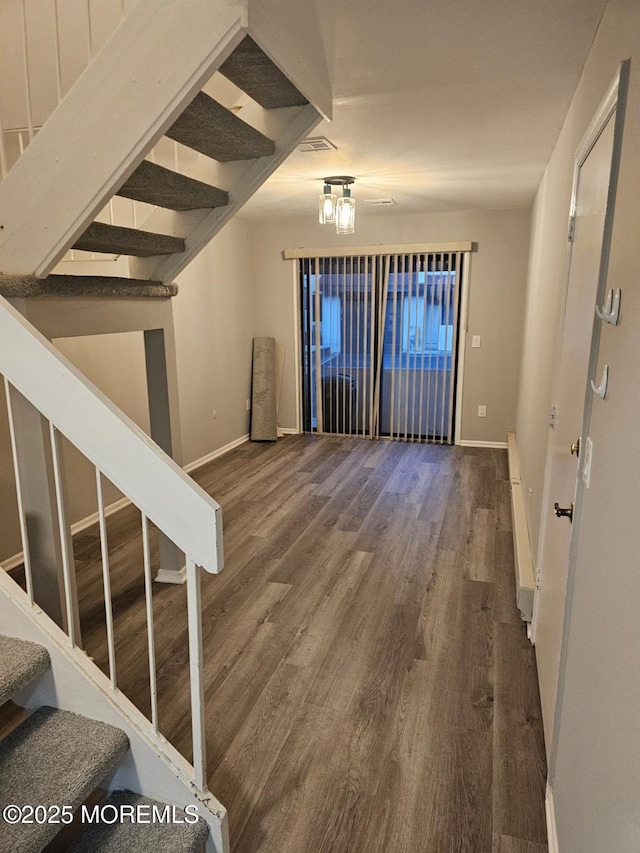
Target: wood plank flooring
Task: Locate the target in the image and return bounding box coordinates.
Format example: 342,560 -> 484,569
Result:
70,435 -> 548,852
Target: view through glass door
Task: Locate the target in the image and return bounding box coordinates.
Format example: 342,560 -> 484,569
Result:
299,250 -> 463,443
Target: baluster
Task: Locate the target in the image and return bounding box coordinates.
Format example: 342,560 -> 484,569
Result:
4,379 -> 34,603
53,0 -> 63,103
86,0 -> 94,60
20,0 -> 34,143
96,470 -> 117,688
186,558 -> 207,789
0,105 -> 8,179
49,424 -> 80,646
141,514 -> 159,732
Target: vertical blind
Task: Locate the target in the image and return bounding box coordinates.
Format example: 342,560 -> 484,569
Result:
296,247 -> 466,444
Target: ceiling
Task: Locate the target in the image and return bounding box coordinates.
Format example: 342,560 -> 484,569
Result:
241,0 -> 608,221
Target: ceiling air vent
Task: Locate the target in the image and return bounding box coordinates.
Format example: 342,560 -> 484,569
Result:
297,136 -> 337,153
366,198 -> 397,207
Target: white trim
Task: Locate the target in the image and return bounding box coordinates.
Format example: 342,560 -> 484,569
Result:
507,430 -> 535,623
546,785 -> 560,853
458,439 -> 508,449
2,495 -> 131,574
291,261 -> 303,435
283,241 -> 474,260
72,496 -> 131,536
454,253 -> 471,444
1,434 -> 251,574
278,427 -> 299,436
574,69 -> 620,168
183,434 -> 250,474
1,553 -> 28,573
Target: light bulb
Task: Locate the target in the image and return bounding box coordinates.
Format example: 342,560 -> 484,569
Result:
318,185 -> 337,224
336,189 -> 356,234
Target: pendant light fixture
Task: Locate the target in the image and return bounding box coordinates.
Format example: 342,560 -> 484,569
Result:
320,177 -> 356,234
318,183 -> 337,224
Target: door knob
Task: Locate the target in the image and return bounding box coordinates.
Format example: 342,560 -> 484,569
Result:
571,438 -> 581,457
554,502 -> 574,523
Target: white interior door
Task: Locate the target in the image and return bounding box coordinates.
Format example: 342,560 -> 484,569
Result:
533,109 -> 616,753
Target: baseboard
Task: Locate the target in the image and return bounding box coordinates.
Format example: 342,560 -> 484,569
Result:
0,433 -> 251,572
183,433 -> 250,474
70,496 -> 131,536
1,495 -> 131,574
546,785 -> 560,853
277,427 -> 299,436
458,439 -> 508,449
1,553 -> 28,573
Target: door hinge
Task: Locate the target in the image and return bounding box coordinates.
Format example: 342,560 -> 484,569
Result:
535,566 -> 542,590
568,215 -> 576,243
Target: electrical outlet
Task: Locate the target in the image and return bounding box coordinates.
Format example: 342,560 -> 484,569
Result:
246,399 -> 251,411
472,335 -> 481,348
477,405 -> 487,418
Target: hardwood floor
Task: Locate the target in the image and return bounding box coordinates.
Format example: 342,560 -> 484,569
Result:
71,435 -> 547,852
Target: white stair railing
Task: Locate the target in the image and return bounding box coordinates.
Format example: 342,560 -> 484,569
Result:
0,0 -> 131,180
0,294 -> 221,791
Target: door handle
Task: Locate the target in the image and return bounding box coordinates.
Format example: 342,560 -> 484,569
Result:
554,502 -> 574,523
571,438 -> 581,457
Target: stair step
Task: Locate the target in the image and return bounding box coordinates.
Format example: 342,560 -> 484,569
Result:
219,35 -> 308,109
0,275 -> 177,299
166,91 -> 275,162
73,222 -> 185,258
117,160 -> 229,211
70,790 -> 209,852
0,706 -> 128,853
0,635 -> 50,706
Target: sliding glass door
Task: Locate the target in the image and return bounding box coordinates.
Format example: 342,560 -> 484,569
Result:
299,250 -> 463,444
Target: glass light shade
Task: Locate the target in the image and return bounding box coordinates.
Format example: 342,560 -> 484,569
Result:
319,190 -> 337,224
335,193 -> 356,234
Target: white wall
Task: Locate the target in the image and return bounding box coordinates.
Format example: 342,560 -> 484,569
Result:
251,208 -> 531,444
516,1 -> 640,849
172,216 -> 256,464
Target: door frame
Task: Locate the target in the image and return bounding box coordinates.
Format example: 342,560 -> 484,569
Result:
288,244 -> 472,443
532,61 -> 630,785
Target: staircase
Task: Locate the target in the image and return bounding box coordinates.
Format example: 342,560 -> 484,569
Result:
0,1 -> 332,851
0,634 -> 208,852
0,0 -> 330,288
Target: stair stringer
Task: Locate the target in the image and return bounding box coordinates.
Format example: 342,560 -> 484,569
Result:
0,0 -> 332,281
0,572 -> 229,853
0,0 -> 247,278
130,101 -> 322,282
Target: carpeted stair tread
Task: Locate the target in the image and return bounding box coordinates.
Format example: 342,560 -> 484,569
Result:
72,222 -> 185,257
0,275 -> 177,299
166,91 -> 274,162
220,35 -> 308,109
70,790 -> 209,852
0,706 -> 129,853
117,160 -> 229,211
0,636 -> 50,706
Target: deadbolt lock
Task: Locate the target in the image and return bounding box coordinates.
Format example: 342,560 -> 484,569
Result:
571,438 -> 581,457
554,502 -> 574,523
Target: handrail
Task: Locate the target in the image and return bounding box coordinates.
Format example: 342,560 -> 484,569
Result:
0,295 -> 223,574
